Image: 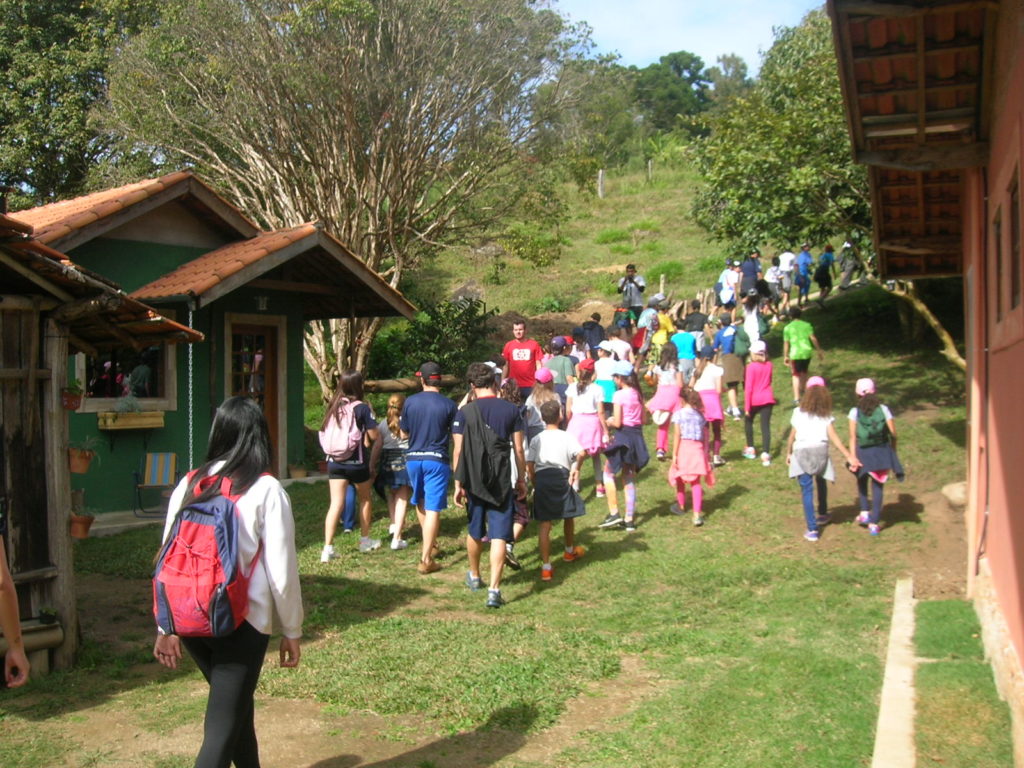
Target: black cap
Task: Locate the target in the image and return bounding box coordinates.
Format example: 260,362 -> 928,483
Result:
416,361 -> 442,381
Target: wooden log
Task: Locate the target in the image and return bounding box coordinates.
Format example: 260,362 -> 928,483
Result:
50,294 -> 123,323
363,374 -> 463,393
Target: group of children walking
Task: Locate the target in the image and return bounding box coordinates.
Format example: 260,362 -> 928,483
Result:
314,328 -> 905,592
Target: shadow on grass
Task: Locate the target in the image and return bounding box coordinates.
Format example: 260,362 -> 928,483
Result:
886,492 -> 925,528
308,704 -> 538,767
932,416 -> 967,449
3,573 -> 429,723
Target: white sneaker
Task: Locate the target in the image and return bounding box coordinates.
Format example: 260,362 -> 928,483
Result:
390,539 -> 408,550
320,544 -> 336,563
358,537 -> 381,553
760,452 -> 771,467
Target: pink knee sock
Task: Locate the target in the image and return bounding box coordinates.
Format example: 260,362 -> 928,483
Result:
691,482 -> 704,515
656,424 -> 669,452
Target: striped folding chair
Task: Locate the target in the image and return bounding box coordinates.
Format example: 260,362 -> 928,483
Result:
134,452 -> 178,517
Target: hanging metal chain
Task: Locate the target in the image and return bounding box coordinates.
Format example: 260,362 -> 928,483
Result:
187,309 -> 194,471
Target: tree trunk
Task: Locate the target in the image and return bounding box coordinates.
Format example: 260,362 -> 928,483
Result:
888,280 -> 966,372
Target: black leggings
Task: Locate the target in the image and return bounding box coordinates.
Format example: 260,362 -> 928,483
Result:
744,404 -> 774,453
182,621 -> 270,768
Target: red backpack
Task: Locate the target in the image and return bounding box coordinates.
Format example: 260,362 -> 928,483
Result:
153,473 -> 260,637
319,399 -> 363,462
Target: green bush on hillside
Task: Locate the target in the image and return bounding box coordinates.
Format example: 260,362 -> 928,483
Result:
595,228 -> 630,244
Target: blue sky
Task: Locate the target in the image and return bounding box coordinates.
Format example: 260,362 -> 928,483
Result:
552,0 -> 824,74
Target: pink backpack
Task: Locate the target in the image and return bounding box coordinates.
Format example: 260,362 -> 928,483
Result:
319,399 -> 363,462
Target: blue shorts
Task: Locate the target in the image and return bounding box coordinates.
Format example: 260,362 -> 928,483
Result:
407,459 -> 450,512
466,492 -> 514,542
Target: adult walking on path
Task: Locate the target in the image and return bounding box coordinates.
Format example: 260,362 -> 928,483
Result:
154,396 -> 303,768
782,307 -> 824,404
502,320 -> 543,400
617,263 -> 647,329
401,361 -> 458,574
451,363 -> 527,609
848,377 -> 905,537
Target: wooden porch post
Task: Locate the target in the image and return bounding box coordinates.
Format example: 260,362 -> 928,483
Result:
44,318 -> 78,668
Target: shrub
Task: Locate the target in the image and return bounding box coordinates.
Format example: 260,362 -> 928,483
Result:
366,299 -> 498,380
595,228 -> 630,244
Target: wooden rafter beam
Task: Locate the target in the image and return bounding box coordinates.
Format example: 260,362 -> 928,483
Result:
0,251 -> 74,301
50,294 -> 124,323
835,0 -> 997,17
857,143 -> 987,171
879,238 -> 962,255
248,278 -> 337,296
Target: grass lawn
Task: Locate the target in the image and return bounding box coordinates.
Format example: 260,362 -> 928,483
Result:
0,283 -> 1000,767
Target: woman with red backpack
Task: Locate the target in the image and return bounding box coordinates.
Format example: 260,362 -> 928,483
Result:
153,396 -> 303,767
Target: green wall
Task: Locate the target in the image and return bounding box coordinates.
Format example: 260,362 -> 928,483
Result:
68,238 -> 312,513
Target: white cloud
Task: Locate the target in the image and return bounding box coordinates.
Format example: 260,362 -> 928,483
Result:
553,0 -> 823,73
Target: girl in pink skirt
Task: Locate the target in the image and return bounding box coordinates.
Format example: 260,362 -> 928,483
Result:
668,387 -> 716,526
565,359 -> 609,494
644,341 -> 682,461
692,346 -> 726,467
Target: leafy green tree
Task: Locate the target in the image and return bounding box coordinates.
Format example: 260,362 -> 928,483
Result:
705,53 -> 753,109
0,0 -> 158,206
100,0 -> 589,396
634,50 -> 711,133
533,56 -> 641,189
691,10 -> 963,369
691,10 -> 869,249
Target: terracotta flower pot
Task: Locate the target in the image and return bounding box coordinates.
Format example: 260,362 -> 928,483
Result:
70,513 -> 94,539
61,389 -> 84,410
68,447 -> 95,474
288,464 -> 308,479
317,460 -> 328,474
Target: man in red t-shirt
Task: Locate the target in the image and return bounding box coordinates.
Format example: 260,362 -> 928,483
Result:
501,321 -> 543,398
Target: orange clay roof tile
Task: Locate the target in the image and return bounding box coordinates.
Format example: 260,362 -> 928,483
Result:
131,223 -> 319,300
10,171 -> 193,244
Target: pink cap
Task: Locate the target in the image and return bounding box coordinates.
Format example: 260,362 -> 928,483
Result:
806,375 -> 826,389
855,377 -> 876,396
534,367 -> 554,383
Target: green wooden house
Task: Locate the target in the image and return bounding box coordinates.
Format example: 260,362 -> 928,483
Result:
11,171 -> 415,513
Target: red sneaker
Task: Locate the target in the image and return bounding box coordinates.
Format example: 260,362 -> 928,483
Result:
562,546 -> 586,562
540,567 -> 553,581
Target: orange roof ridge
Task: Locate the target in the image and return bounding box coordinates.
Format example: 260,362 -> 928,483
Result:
9,171 -> 193,244
132,223 -> 320,301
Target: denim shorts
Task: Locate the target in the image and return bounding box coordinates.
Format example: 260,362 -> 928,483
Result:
406,460 -> 450,512
466,491 -> 514,542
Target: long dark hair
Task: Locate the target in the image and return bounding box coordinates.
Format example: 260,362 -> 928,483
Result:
321,369 -> 364,430
186,396 -> 272,503
857,393 -> 880,417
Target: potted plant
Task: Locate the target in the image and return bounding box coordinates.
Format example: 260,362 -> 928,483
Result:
38,606 -> 58,625
288,463 -> 309,479
61,377 -> 85,410
70,508 -> 95,539
68,436 -> 101,474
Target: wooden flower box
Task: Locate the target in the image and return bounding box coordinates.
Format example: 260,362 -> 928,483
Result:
97,411 -> 165,430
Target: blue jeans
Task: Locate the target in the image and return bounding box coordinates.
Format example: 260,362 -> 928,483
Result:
857,473 -> 884,524
797,473 -> 828,531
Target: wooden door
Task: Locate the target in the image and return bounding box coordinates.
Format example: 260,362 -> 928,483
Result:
229,324 -> 278,459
